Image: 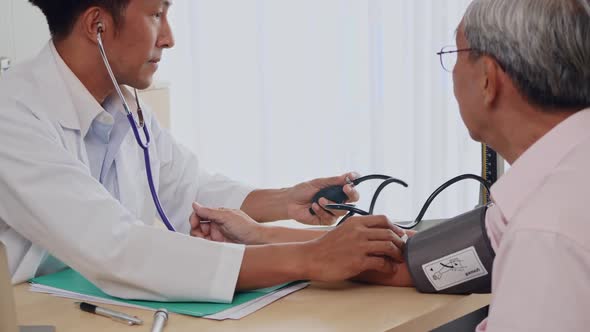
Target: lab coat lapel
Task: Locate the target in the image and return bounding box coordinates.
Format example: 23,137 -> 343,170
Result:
31,44 -> 81,131
116,133 -> 141,220
116,134 -> 160,226
30,43 -> 92,166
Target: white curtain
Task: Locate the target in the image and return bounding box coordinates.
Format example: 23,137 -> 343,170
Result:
156,0 -> 480,222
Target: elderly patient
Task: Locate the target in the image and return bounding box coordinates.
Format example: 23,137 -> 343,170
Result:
190,0 -> 590,331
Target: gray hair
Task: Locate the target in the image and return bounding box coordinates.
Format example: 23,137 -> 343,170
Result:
463,0 -> 590,110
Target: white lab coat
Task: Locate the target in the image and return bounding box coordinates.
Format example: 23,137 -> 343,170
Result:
0,43 -> 252,303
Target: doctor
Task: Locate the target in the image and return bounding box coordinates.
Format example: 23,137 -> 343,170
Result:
0,0 -> 406,302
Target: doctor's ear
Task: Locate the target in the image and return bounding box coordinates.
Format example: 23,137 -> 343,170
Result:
80,7 -> 111,42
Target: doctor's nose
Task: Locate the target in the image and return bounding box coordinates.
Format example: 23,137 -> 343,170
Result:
157,23 -> 175,49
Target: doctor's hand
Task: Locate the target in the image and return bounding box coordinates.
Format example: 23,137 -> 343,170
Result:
303,215 -> 406,281
190,203 -> 265,244
351,230 -> 417,287
287,172 -> 360,225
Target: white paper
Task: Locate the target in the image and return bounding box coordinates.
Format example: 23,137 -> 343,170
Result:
29,282 -> 309,320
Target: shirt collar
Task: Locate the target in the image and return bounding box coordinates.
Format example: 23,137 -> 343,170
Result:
491,108 -> 590,219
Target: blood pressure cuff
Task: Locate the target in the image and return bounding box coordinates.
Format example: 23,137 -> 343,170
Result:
403,205 -> 494,294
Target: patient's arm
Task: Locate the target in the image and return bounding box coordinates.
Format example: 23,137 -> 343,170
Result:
352,261 -> 415,287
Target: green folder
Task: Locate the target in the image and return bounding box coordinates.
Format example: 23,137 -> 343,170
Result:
30,268 -> 299,317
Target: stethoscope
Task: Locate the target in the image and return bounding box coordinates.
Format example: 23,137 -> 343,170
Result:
96,23 -> 176,232
312,174 -> 491,229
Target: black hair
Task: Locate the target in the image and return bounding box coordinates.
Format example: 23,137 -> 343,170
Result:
29,0 -> 131,40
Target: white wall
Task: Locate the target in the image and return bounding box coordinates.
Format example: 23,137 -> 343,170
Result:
1,1 -> 486,221
157,1 -> 483,221
0,0 -> 49,64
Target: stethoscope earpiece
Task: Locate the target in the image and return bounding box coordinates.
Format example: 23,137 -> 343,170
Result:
97,22 -> 104,35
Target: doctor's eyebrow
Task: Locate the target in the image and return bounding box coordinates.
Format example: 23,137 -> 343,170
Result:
163,0 -> 172,7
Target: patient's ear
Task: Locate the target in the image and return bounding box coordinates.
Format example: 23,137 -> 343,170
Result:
481,57 -> 500,109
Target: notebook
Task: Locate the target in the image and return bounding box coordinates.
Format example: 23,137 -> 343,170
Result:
29,268 -> 308,320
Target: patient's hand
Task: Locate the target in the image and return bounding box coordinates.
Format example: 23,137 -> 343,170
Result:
353,261 -> 415,287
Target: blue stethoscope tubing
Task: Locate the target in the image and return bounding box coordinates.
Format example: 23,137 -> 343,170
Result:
97,25 -> 176,232
127,113 -> 176,232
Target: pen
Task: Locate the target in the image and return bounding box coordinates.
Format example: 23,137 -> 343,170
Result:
77,302 -> 143,326
151,308 -> 169,332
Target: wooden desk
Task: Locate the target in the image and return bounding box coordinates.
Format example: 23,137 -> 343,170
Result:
14,282 -> 489,332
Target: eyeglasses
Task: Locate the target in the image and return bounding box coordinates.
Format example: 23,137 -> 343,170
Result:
436,46 -> 473,72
